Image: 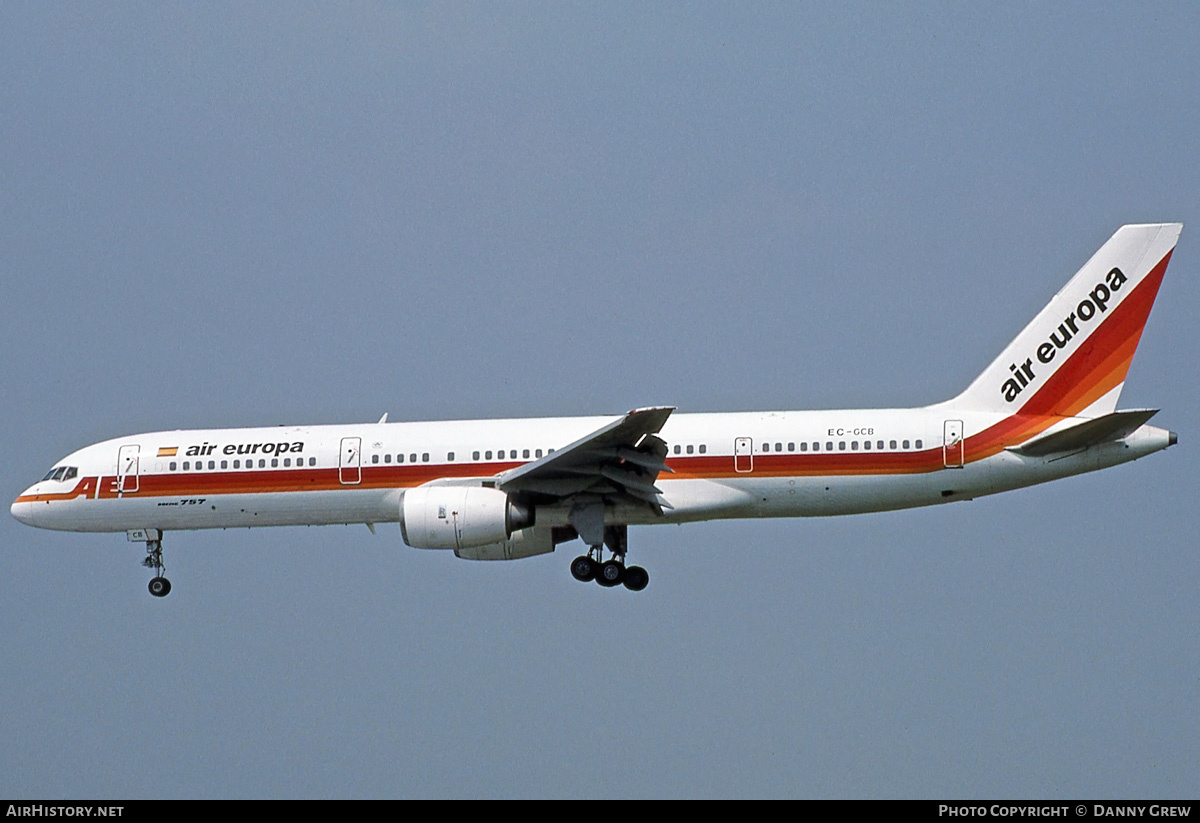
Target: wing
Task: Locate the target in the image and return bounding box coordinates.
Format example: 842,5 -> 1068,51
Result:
496,406 -> 675,513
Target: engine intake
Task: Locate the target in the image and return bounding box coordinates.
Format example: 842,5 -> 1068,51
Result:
400,486 -> 533,550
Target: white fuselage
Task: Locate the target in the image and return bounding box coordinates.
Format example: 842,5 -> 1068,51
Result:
10,407 -> 1174,536
11,223 -> 1183,596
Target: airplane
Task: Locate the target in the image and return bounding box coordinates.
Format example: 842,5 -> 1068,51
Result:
11,223 -> 1183,597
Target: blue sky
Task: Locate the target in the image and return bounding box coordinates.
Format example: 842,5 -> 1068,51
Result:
2,3 -> 1198,798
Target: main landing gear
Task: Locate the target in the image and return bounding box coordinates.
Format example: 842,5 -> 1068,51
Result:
568,525 -> 649,592
131,529 -> 171,598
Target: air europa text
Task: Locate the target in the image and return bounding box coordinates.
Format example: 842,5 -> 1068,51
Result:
1000,266 -> 1127,403
183,441 -> 305,457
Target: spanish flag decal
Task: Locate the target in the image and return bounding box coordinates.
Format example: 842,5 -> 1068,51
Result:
157,447 -> 178,458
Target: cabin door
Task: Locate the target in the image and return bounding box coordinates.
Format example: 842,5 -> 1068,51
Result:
943,420 -> 964,469
734,437 -> 754,473
117,445 -> 140,493
339,437 -> 362,485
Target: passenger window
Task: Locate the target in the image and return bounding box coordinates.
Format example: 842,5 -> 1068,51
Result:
536,449 -> 543,458
877,441 -> 884,450
284,458 -> 291,467
673,445 -> 681,454
788,442 -> 794,452
448,452 -> 455,462
271,458 -> 278,468
183,462 -> 190,470
763,443 -> 770,452
259,459 -> 266,468
170,462 -> 177,471
800,442 -> 808,452
410,454 -> 417,463
812,443 -> 819,452
839,442 -> 846,451
309,458 -> 316,466
890,440 -> 897,449
915,440 -> 923,449
422,453 -> 429,462
902,440 -> 910,449
863,440 -> 871,450
384,454 -> 391,463
686,445 -> 694,454
775,442 -> 782,452
473,451 -> 480,460
486,451 -> 493,459
371,454 -> 379,464
851,441 -> 858,450
221,460 -> 228,469
699,445 -> 707,454
523,449 -> 530,459
398,454 -> 405,463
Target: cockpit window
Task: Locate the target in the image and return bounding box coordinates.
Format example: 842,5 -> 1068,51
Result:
52,467 -> 67,481
42,468 -> 59,481
41,466 -> 79,482
64,467 -> 77,481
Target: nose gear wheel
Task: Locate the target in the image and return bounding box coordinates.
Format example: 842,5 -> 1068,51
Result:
140,536 -> 171,598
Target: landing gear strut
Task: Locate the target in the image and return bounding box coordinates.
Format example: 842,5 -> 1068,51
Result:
131,529 -> 171,598
568,525 -> 649,592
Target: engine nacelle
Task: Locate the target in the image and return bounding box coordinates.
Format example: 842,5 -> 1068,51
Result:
400,486 -> 533,551
453,526 -> 556,561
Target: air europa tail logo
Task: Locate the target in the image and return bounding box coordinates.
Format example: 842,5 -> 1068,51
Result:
1000,267 -> 1128,403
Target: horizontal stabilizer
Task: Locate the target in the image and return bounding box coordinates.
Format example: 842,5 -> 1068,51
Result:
1008,409 -> 1159,457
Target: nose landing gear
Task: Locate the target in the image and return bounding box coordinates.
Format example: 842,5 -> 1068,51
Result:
148,574 -> 171,597
130,529 -> 171,598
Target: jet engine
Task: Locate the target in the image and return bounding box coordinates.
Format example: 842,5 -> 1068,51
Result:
453,526 -> 556,561
399,486 -> 533,551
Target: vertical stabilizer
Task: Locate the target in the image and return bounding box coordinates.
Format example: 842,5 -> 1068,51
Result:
949,223 -> 1181,417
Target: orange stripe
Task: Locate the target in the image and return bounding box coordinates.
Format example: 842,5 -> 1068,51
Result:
1017,248 -> 1170,418
19,257 -> 1172,509
962,249 -> 1171,461
23,452 -> 945,505
15,477 -> 98,503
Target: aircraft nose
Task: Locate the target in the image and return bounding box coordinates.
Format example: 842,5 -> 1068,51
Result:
11,491 -> 38,527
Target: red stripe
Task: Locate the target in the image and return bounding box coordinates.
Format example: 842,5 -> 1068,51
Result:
18,254 -> 1172,508
961,249 -> 1171,461
1019,249 -> 1170,417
